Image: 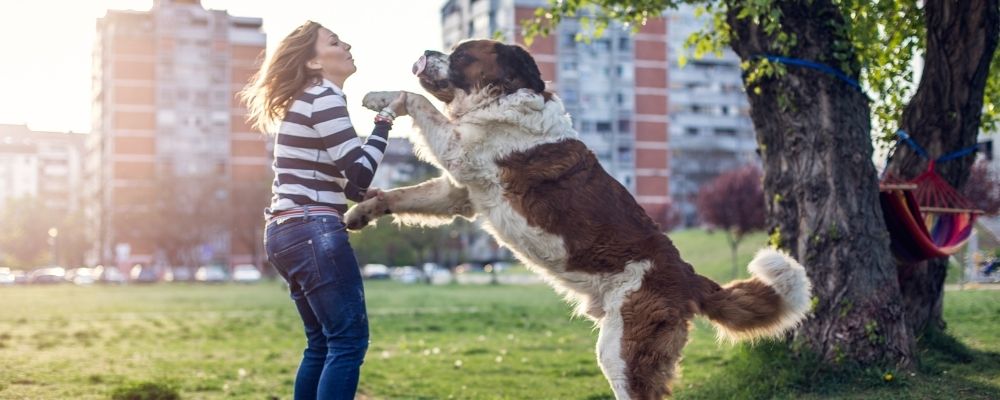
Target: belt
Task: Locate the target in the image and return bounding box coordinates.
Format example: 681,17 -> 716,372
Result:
269,205 -> 342,225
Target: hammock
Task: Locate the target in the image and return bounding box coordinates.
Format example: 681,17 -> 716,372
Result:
879,131 -> 982,263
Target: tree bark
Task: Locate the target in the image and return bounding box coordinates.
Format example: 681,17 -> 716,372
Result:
725,0 -> 914,367
727,231 -> 739,279
887,0 -> 1000,336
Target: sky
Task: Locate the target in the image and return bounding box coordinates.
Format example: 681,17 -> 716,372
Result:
0,0 -> 446,134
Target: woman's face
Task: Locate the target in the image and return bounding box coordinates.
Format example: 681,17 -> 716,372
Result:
307,27 -> 356,83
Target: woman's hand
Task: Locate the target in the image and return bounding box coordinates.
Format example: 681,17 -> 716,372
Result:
387,92 -> 407,117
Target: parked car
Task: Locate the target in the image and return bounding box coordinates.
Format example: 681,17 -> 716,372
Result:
390,266 -> 425,284
163,266 -> 194,282
66,267 -> 96,285
362,264 -> 389,279
29,267 -> 67,284
231,264 -> 262,283
129,264 -> 158,283
0,268 -> 15,286
195,265 -> 227,283
94,265 -> 127,285
490,261 -> 514,272
11,269 -> 28,285
429,268 -> 453,285
454,263 -> 484,274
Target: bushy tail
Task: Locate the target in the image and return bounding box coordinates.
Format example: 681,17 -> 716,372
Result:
698,248 -> 812,342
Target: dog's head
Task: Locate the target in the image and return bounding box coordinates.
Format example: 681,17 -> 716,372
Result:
413,39 -> 547,104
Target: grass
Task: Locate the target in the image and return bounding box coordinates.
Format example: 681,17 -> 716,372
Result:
0,229 -> 997,399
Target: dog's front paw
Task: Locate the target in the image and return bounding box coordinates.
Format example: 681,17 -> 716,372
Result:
362,91 -> 401,112
344,198 -> 391,231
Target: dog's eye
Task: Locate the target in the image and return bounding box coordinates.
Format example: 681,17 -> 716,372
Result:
451,54 -> 473,65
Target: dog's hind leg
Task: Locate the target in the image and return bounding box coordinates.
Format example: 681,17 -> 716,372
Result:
618,294 -> 691,399
596,311 -> 633,400
344,176 -> 473,230
598,314 -> 688,400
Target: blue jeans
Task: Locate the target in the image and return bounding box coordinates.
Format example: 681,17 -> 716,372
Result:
265,214 -> 369,400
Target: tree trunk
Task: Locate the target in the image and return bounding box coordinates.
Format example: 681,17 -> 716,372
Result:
725,0 -> 914,367
728,231 -> 739,279
887,0 -> 999,336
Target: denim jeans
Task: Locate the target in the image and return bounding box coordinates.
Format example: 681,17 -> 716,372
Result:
265,213 -> 369,400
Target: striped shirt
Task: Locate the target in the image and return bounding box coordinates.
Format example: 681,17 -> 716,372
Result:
266,79 -> 391,217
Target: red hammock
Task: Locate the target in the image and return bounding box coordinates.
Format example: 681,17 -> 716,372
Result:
880,161 -> 981,263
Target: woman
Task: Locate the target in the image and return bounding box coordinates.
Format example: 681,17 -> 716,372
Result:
240,21 -> 405,399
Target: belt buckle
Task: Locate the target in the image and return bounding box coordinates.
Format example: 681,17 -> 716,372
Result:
274,213 -> 300,225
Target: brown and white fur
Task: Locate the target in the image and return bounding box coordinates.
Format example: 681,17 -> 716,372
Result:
345,40 -> 812,399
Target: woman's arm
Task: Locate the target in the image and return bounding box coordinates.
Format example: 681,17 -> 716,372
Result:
309,91 -> 391,201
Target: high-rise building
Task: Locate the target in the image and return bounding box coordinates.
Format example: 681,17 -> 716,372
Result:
665,5 -> 758,226
441,0 -> 673,226
0,124 -> 85,214
86,0 -> 269,268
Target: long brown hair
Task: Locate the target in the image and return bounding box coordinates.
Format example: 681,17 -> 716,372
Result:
240,21 -> 324,133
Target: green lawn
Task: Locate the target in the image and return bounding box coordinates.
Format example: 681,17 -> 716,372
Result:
1,230 -> 997,399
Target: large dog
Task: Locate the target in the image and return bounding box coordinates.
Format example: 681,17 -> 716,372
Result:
346,40 -> 812,399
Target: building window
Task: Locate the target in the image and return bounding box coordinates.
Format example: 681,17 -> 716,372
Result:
562,33 -> 577,48
618,119 -> 631,133
596,121 -> 612,132
714,128 -> 737,136
979,140 -> 993,160
563,89 -> 578,102
686,127 -> 699,136
618,37 -> 631,51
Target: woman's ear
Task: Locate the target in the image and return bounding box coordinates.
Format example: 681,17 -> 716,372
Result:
496,43 -> 545,95
305,57 -> 321,71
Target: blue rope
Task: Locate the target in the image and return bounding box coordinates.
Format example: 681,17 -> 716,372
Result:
896,129 -> 978,163
896,129 -> 930,159
756,54 -> 865,93
936,144 -> 979,163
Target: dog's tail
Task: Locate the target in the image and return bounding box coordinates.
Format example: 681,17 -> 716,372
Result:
697,248 -> 812,342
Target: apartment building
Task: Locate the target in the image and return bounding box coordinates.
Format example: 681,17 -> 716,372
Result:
0,124 -> 85,214
86,0 -> 269,267
665,5 -> 758,226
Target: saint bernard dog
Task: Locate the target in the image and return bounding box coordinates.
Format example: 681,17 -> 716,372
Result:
345,40 -> 812,399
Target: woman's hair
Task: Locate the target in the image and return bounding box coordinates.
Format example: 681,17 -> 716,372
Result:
240,21 -> 324,133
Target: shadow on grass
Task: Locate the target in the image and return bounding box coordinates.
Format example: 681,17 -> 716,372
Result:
676,330 -> 1000,400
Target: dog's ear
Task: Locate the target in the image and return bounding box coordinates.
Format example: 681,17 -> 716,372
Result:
496,43 -> 545,95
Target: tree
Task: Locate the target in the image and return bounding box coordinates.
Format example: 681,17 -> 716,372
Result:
229,179 -> 272,272
0,196 -> 88,268
881,1 -> 998,336
151,173 -> 229,268
695,164 -> 766,278
527,0 -> 999,369
962,160 -> 1000,215
0,196 -> 60,267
